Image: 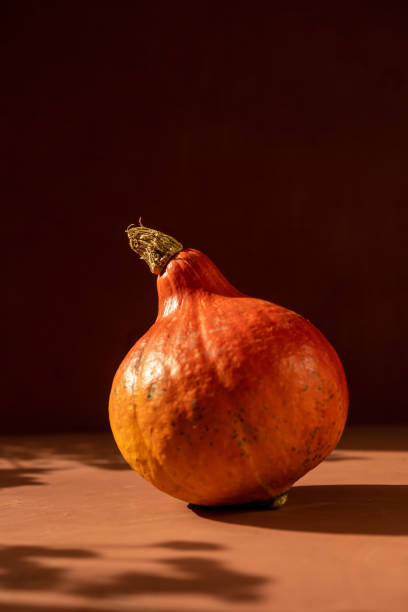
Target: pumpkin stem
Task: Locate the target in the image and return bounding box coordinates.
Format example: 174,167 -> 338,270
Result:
126,221 -> 184,274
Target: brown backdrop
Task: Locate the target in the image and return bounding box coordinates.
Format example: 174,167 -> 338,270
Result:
3,2 -> 408,433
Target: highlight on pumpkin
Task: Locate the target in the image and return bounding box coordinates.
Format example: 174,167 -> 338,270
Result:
126,220 -> 183,274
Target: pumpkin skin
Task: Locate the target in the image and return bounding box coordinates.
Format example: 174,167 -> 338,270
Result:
109,247 -> 348,506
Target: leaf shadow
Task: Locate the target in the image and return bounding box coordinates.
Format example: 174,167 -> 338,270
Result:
0,541 -> 269,606
0,606 -> 110,612
0,467 -> 53,489
0,545 -> 98,591
0,434 -> 128,489
153,540 -> 223,551
73,555 -> 268,603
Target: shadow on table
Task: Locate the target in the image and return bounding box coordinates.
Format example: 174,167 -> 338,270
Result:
73,555 -> 267,603
0,607 -> 111,612
0,606 -> 217,612
0,545 -> 98,592
0,434 -> 128,489
189,484 -> 408,535
0,467 -> 54,489
0,540 -> 269,609
338,426 -> 408,451
324,453 -> 369,462
153,540 -> 224,551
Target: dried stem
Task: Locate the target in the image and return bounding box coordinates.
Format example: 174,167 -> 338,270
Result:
126,219 -> 183,274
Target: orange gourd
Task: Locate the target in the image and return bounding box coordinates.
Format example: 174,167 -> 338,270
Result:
109,222 -> 348,507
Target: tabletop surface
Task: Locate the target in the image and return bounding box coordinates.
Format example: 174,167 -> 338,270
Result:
1,426 -> 407,612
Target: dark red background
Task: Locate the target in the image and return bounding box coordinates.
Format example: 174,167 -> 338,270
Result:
3,2 -> 408,433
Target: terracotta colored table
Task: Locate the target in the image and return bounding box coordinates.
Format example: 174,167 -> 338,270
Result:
1,427 -> 407,612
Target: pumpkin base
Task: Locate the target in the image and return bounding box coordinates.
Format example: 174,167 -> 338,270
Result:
188,490 -> 289,511
250,490 -> 289,510
266,491 -> 289,509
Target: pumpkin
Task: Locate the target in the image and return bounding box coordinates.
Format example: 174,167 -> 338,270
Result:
109,221 -> 348,507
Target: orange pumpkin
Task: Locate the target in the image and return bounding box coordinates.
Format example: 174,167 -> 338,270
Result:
109,222 -> 348,507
